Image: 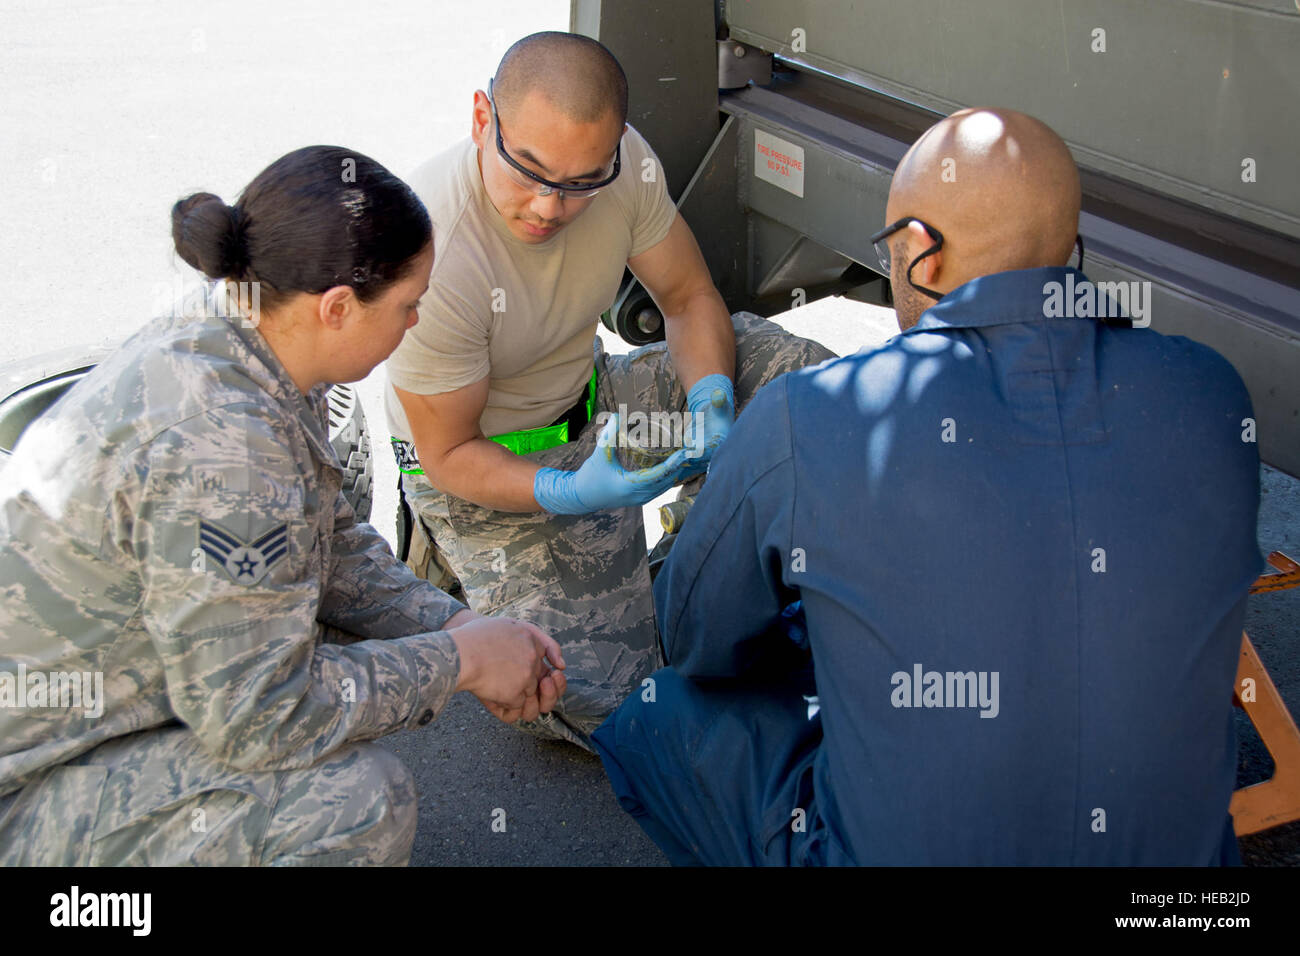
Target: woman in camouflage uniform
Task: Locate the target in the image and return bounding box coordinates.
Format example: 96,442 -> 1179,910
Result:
0,146 -> 564,865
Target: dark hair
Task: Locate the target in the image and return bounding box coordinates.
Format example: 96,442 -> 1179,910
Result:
171,145 -> 431,313
493,31 -> 628,127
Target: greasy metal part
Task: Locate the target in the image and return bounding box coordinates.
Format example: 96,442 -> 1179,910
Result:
617,437 -> 678,473
636,307 -> 662,335
718,39 -> 772,89
609,282 -> 666,346
659,497 -> 695,534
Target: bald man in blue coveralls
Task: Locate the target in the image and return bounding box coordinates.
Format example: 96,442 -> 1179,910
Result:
591,107 -> 1262,866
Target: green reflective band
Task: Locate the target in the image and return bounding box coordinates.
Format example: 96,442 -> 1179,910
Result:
489,367 -> 598,457
489,421 -> 570,456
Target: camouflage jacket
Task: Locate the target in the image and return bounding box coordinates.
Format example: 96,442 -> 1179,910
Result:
0,288 -> 466,797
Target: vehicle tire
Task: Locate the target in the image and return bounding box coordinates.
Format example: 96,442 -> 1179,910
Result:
324,383 -> 373,523
0,348 -> 374,522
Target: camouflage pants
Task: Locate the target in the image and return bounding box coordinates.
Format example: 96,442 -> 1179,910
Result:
401,312 -> 837,751
0,721 -> 417,866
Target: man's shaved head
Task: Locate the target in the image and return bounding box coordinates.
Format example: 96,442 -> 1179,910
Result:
884,108 -> 1080,327
492,31 -> 628,127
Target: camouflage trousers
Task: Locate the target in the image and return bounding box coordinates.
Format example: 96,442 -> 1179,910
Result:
0,694 -> 417,865
401,312 -> 836,751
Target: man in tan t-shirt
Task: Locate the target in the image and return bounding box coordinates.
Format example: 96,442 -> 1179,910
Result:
386,31 -> 835,750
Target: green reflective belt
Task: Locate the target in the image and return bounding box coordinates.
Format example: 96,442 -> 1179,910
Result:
489,367 -> 597,456
392,369 -> 597,477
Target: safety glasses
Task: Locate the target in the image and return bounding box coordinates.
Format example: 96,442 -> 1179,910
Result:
487,79 -> 621,200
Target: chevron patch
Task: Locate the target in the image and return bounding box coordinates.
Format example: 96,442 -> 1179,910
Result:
198,519 -> 289,586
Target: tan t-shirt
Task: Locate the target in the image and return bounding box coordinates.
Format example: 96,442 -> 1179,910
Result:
384,125 -> 677,442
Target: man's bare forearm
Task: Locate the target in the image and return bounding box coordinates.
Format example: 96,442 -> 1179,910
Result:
419,436 -> 545,513
662,288 -> 735,392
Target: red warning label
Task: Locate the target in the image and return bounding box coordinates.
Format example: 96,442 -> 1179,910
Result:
754,128 -> 805,198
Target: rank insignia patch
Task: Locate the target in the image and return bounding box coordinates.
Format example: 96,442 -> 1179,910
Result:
198,520 -> 289,586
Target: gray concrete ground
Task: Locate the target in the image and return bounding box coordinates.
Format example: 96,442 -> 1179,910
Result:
2,0 -> 1297,866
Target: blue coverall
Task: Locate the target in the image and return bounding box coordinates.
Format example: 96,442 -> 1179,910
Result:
592,266 -> 1262,866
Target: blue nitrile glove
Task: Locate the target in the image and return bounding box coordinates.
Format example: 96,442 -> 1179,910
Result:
533,413 -> 693,515
680,373 -> 735,478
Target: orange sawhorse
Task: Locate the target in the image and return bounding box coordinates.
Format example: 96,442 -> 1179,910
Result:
1230,551 -> 1300,836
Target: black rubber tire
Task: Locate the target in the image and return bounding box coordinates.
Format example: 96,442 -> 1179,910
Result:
324,383 -> 374,523
0,349 -> 374,522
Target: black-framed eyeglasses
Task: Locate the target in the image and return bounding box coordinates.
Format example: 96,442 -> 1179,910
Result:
1070,233 -> 1085,273
487,79 -> 621,200
869,216 -> 946,300
870,218 -> 1087,301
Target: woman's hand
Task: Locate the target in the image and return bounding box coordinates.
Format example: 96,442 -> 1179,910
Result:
449,617 -> 567,724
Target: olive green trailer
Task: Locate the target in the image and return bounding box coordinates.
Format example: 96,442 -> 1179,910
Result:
574,0 -> 1300,478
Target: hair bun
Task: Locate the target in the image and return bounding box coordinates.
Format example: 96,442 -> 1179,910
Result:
171,191 -> 249,279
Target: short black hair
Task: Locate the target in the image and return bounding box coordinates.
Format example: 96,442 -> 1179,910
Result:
492,31 -> 628,127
